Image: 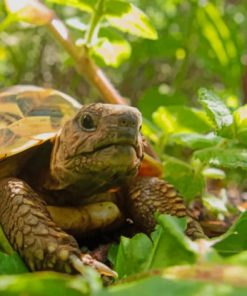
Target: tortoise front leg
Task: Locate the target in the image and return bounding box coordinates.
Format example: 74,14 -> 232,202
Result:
126,176 -> 205,239
47,202 -> 123,236
0,178 -> 115,275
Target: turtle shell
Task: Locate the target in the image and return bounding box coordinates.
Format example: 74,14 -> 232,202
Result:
0,85 -> 163,179
0,85 -> 81,160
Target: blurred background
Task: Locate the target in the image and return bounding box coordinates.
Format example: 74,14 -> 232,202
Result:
0,0 -> 246,113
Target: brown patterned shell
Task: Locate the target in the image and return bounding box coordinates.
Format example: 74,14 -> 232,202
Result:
0,85 -> 81,160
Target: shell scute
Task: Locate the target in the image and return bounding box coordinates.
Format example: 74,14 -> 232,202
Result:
0,85 -> 81,159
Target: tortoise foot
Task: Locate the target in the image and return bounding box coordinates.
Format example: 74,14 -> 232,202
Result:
0,177 -> 117,275
126,176 -> 206,239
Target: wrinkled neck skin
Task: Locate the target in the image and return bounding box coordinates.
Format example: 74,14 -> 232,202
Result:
44,103 -> 143,200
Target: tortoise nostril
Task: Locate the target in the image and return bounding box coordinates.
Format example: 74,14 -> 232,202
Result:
118,114 -> 137,128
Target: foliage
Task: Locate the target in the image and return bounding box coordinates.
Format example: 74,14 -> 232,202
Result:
0,271 -> 102,296
1,214 -> 247,294
1,0 -> 247,295
0,0 -> 246,101
141,87 -> 247,204
109,216 -> 196,278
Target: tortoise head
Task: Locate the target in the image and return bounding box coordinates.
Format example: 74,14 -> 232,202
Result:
49,103 -> 143,195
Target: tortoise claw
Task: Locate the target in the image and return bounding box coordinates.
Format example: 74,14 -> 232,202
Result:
70,254 -> 118,278
81,254 -> 118,278
69,254 -> 87,274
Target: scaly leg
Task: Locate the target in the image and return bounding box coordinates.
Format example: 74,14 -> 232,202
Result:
126,176 -> 205,239
0,178 -> 116,275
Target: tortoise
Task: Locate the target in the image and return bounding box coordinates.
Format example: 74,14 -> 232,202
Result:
0,85 -> 203,275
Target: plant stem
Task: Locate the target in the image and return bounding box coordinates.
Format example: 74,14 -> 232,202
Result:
85,0 -> 105,46
46,15 -> 127,105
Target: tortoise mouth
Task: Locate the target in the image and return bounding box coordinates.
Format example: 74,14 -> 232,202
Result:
75,131 -> 142,159
95,138 -> 137,152
99,129 -> 143,157
80,141 -> 140,159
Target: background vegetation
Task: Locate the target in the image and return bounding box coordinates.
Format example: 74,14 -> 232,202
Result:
1,0 -> 247,295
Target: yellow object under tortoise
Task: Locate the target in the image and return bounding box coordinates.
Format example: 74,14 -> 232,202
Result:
0,85 -> 203,275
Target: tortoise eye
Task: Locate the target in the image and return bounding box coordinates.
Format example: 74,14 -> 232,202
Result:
81,114 -> 97,131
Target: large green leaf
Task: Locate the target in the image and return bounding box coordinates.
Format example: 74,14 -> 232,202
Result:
152,106 -> 212,135
226,250 -> 247,266
92,28 -> 131,67
0,271 -> 102,296
194,147 -> 247,170
109,233 -> 152,278
110,215 -> 197,278
105,1 -> 157,39
198,88 -> 234,137
196,3 -> 236,67
138,88 -> 188,119
45,0 -> 97,13
95,276 -> 247,296
213,211 -> 247,256
233,105 -> 247,145
141,118 -> 162,145
0,226 -> 27,275
169,133 -> 222,150
147,215 -> 197,268
0,252 -> 28,275
5,0 -> 53,25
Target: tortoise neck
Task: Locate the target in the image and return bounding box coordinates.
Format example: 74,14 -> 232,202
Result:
44,134 -> 67,190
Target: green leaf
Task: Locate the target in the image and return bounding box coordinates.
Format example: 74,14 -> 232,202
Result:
112,234 -> 153,278
162,156 -> 204,201
105,1 -> 157,39
226,250 -> 247,266
5,0 -> 54,25
196,3 -> 235,67
147,215 -> 197,269
0,252 -> 28,275
138,87 -> 188,119
92,28 -> 131,67
0,271 -> 102,296
95,275 -> 247,296
213,212 -> 247,257
169,133 -> 222,150
66,17 -> 88,32
153,106 -> 212,135
233,105 -> 247,145
45,0 -> 97,13
112,215 -> 197,278
142,118 -> 162,145
198,88 -> 234,137
194,148 -> 247,170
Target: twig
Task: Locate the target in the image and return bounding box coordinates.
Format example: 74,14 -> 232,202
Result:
46,15 -> 127,105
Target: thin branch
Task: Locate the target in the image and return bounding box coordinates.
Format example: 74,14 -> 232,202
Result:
46,16 -> 127,105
